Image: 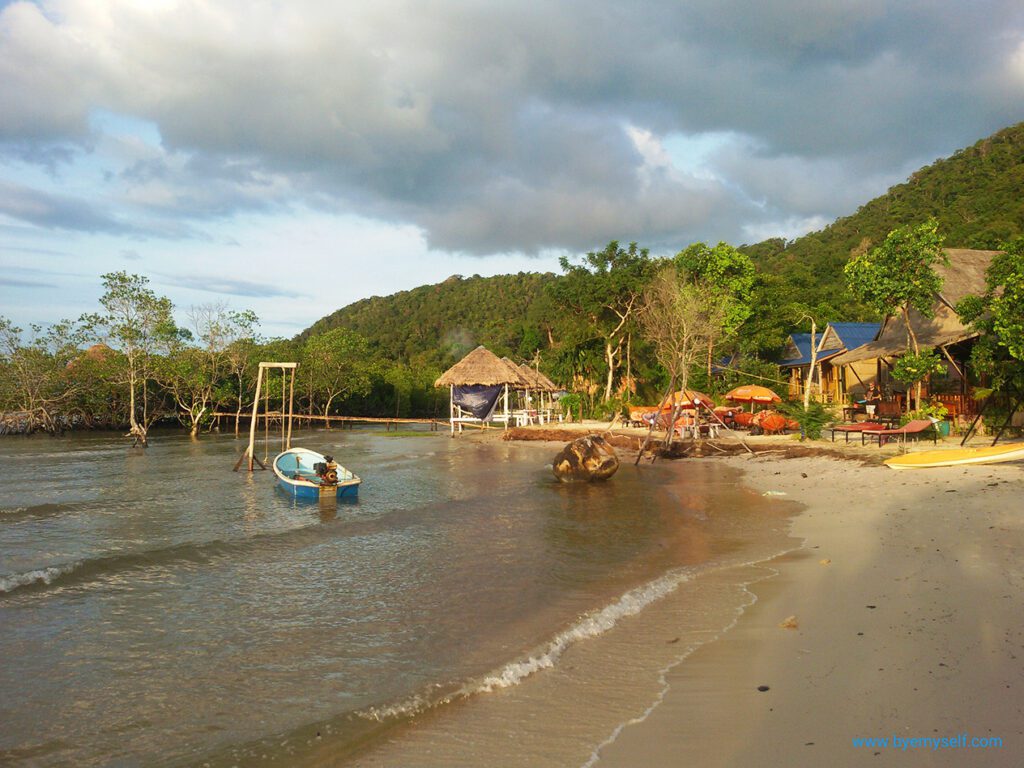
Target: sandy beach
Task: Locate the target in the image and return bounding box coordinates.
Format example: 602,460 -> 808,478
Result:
330,426 -> 1024,767
595,449 -> 1024,767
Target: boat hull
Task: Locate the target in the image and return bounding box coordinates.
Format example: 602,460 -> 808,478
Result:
884,443 -> 1024,470
272,447 -> 361,499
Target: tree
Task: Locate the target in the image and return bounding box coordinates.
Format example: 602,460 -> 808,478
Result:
844,219 -> 947,409
0,316 -> 88,432
301,328 -> 374,419
552,241 -> 655,403
957,236 -> 1024,392
636,266 -> 726,452
157,303 -> 246,438
87,272 -> 178,446
221,310 -> 261,435
675,241 -> 755,379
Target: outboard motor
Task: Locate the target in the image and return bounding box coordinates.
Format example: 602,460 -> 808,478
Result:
314,455 -> 339,485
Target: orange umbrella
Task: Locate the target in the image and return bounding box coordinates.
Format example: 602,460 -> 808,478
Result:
664,389 -> 714,410
725,384 -> 781,403
725,384 -> 781,413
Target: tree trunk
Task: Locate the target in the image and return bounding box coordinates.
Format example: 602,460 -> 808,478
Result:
127,367 -> 148,447
902,305 -> 922,411
235,375 -> 243,436
803,319 -> 817,414
604,341 -> 616,403
625,332 -> 632,404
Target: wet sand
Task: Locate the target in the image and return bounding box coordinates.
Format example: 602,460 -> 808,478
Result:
595,453 -> 1024,766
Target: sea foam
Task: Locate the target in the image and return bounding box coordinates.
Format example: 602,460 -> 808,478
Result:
0,563 -> 79,594
358,566 -> 696,723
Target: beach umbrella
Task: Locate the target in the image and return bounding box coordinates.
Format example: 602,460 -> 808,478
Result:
664,389 -> 714,410
725,384 -> 781,411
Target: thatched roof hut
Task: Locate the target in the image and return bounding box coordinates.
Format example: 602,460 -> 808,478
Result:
500,357 -> 534,389
832,248 -> 999,365
516,363 -> 557,392
435,346 -> 527,387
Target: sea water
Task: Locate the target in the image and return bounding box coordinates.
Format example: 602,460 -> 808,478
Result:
0,428 -> 796,766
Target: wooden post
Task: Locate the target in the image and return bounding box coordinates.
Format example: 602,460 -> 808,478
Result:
286,367 -> 295,450
450,385 -> 455,437
250,366 -> 264,470
234,362 -> 297,471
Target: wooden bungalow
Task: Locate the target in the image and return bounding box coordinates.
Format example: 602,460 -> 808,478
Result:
778,330 -> 851,402
829,249 -> 999,419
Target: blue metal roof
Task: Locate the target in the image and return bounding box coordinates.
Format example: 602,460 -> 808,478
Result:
828,322 -> 881,350
778,322 -> 881,367
780,346 -> 843,368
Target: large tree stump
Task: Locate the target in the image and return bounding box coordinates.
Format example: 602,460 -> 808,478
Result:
552,435 -> 619,482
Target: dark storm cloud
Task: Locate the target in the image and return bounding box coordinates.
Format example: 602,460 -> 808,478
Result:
1,0 -> 1022,253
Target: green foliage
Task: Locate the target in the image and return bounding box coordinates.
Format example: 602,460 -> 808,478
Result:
957,236 -> 1024,391
844,219 -> 947,326
741,122 -> 1024,326
891,350 -> 944,386
552,241 -> 657,402
675,241 -> 755,334
702,357 -> 785,396
301,272 -> 557,371
778,398 -> 834,440
902,400 -> 949,425
301,327 -> 375,415
556,393 -> 583,421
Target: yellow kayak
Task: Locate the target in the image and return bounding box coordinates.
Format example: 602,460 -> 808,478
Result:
884,443 -> 1024,470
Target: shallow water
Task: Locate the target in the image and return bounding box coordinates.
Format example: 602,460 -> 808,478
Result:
0,428 -> 794,766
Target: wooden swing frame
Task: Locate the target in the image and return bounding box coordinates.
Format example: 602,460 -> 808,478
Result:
233,362 -> 297,471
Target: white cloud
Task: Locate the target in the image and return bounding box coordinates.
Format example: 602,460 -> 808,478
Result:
1,0 -> 1023,332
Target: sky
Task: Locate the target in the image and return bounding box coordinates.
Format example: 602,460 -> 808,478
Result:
2,0 -> 1023,339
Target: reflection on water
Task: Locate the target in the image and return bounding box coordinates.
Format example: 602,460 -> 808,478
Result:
0,428 -> 790,767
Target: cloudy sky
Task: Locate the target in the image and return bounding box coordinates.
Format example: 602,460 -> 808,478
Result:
2,0 -> 1023,337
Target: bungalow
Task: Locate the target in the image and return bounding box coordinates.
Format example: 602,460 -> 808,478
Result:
779,322 -> 881,402
828,248 -> 999,418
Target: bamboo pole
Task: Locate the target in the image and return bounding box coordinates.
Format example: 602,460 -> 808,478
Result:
240,365 -> 264,471
286,367 -> 295,449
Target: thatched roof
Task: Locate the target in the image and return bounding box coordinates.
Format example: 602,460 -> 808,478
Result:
534,369 -> 558,391
831,248 -> 997,365
936,248 -> 999,308
434,346 -> 527,387
516,363 -> 557,392
500,357 -> 535,388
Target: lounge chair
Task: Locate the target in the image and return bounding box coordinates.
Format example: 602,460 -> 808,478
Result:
825,422 -> 886,443
861,419 -> 938,447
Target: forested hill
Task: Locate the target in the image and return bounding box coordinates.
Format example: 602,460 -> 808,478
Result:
299,272 -> 559,367
301,121 -> 1024,363
741,121 -> 1024,310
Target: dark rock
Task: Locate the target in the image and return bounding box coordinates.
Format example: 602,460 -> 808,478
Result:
552,435 -> 620,483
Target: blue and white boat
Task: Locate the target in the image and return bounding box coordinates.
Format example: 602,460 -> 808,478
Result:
272,447 -> 361,500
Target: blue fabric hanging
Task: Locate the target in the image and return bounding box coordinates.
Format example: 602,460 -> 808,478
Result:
453,385 -> 503,420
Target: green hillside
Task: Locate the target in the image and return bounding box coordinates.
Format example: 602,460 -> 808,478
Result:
299,271 -> 560,368
302,122 -> 1024,364
742,121 -> 1024,315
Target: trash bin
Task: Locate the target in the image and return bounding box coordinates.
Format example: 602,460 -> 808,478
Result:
938,419 -> 951,437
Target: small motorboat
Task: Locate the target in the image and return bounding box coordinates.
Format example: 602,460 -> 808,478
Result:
884,442 -> 1024,470
273,447 -> 361,499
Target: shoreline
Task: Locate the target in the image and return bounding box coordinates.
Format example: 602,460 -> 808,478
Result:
593,452 -> 1024,766
341,427 -> 1024,766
